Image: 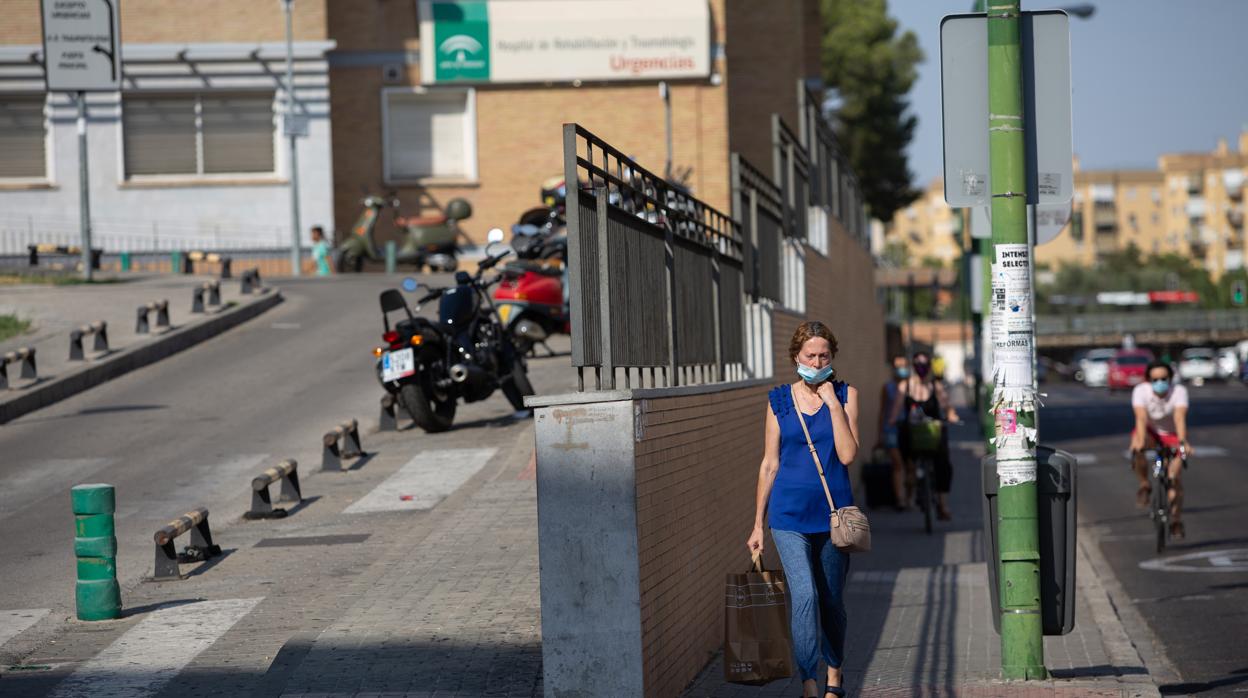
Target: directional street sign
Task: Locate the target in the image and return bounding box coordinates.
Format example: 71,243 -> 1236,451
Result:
940,11 -> 1073,208
40,0 -> 122,92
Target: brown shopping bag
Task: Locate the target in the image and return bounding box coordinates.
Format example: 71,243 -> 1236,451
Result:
724,553 -> 793,685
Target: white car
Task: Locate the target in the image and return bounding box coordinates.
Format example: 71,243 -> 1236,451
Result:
1179,347 -> 1218,385
1217,347 -> 1240,380
1077,348 -> 1116,388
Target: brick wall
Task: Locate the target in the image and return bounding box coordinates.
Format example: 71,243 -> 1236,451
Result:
0,0 -> 326,43
633,383 -> 769,698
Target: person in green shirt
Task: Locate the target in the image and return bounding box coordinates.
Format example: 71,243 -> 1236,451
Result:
311,226 -> 332,276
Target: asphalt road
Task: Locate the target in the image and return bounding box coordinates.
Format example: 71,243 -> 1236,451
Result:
0,273 -> 572,614
1039,380 -> 1248,696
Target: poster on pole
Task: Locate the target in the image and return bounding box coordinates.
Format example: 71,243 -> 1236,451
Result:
40,0 -> 122,92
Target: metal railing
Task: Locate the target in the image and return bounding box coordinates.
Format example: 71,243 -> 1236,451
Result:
0,212 -> 293,254
731,153 -> 784,304
1036,309 -> 1248,337
772,115 -> 811,242
797,83 -> 868,250
563,124 -> 746,391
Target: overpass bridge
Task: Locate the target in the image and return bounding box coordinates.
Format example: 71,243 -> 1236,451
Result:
1036,309 -> 1248,349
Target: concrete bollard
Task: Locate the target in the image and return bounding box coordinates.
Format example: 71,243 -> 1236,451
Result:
151,507 -> 221,582
72,484 -> 121,621
0,347 -> 37,389
244,459 -> 301,519
322,418 -> 364,471
69,321 -> 109,360
240,268 -> 262,295
135,300 -> 170,334
379,393 -> 399,431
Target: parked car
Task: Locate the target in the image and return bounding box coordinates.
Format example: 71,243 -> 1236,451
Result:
1216,347 -> 1240,380
1077,348 -> 1116,388
1108,349 -> 1154,390
1178,347 -> 1219,386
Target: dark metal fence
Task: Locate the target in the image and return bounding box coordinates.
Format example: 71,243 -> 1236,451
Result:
563,124 -> 746,391
730,153 -> 784,304
797,83 -> 869,249
772,115 -> 810,242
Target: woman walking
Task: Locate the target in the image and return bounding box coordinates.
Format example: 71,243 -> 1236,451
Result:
746,321 -> 860,698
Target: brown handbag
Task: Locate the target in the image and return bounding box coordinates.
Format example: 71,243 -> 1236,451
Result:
791,385 -> 871,553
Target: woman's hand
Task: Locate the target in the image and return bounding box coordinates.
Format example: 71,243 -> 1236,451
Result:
746,525 -> 765,556
817,381 -> 839,407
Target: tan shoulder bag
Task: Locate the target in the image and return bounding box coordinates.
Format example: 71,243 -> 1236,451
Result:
791,385 -> 871,553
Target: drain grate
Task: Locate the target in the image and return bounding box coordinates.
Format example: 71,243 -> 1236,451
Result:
254,534 -> 370,548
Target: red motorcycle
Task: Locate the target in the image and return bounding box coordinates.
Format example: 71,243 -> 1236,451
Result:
493,223 -> 568,356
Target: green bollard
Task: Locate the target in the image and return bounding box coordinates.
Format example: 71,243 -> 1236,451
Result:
120,251 -> 131,272
170,251 -> 183,275
385,240 -> 397,275
71,484 -> 120,621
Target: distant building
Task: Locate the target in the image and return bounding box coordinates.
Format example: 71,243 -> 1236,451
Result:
882,132 -> 1248,278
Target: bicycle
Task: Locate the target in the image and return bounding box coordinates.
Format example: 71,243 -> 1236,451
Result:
905,417 -> 944,535
1142,442 -> 1188,553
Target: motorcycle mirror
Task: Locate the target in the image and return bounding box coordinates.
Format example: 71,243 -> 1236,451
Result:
486,227 -> 506,244
401,277 -> 420,293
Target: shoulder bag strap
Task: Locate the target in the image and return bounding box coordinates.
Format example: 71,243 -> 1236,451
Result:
790,385 -> 838,512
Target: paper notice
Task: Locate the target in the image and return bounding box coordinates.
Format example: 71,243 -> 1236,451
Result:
997,456 -> 1037,486
995,408 -> 1018,435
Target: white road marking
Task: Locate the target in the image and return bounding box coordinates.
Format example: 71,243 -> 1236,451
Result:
49,597 -> 262,698
114,454 -> 268,520
269,322 -> 301,330
343,448 -> 497,514
0,459 -> 112,522
1140,548 -> 1248,573
0,608 -> 49,649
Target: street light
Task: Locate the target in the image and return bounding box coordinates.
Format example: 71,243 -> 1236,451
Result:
282,0 -> 302,277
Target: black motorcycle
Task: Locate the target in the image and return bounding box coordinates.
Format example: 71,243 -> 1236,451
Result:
374,238 -> 534,432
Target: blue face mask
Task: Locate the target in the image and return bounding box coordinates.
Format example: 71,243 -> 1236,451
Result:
1151,379 -> 1170,395
895,367 -> 911,379
797,363 -> 834,384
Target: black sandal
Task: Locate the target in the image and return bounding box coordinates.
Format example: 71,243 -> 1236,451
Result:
824,687 -> 846,697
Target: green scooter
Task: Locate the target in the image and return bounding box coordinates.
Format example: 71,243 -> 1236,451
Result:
335,194 -> 473,273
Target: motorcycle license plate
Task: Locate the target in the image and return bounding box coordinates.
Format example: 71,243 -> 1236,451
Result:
382,348 -> 415,382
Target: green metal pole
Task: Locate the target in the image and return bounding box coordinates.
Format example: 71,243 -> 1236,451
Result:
72,483 -> 120,621
385,240 -> 397,275
987,0 -> 1045,679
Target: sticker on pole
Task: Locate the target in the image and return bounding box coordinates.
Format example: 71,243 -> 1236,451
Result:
40,0 -> 122,92
996,455 -> 1036,486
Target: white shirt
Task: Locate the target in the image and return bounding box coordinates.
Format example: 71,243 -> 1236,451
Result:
1131,382 -> 1189,434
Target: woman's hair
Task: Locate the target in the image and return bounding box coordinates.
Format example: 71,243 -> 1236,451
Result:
1146,360 -> 1173,379
913,350 -> 931,362
789,321 -> 839,363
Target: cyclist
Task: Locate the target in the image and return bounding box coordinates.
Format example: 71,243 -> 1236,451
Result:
1130,360 -> 1190,538
890,350 -> 960,520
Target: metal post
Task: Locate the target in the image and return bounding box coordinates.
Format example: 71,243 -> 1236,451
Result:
77,92 -> 93,282
595,187 -> 614,389
283,0 -> 302,277
987,0 -> 1046,679
660,82 -> 672,180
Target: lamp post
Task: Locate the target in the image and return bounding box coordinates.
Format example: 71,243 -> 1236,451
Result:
282,0 -> 302,277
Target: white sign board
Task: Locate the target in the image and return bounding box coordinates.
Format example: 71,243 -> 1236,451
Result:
40,0 -> 122,91
419,0 -> 711,85
940,11 -> 1073,208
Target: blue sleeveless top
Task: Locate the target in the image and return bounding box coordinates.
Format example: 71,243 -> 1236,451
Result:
767,382 -> 855,534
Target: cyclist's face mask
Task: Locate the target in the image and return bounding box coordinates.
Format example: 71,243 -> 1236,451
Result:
1151,378 -> 1170,395
913,361 -> 931,378
895,366 -> 911,379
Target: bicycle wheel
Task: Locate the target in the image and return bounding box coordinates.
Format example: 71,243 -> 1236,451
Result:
1152,473 -> 1168,554
916,456 -> 933,535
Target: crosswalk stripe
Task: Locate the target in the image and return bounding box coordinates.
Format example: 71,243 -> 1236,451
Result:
343,448 -> 498,514
49,597 -> 262,698
0,608 -> 49,649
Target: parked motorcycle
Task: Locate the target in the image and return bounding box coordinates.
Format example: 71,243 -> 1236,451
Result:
374,231 -> 533,433
337,194 -> 472,273
494,223 -> 568,356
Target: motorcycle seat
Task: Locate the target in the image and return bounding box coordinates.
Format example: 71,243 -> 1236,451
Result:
395,213 -> 448,227
504,260 -> 563,276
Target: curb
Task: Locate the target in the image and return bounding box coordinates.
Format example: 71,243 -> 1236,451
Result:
0,291 -> 283,424
1076,530 -> 1172,696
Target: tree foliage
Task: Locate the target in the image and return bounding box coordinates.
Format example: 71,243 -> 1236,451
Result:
820,0 -> 923,222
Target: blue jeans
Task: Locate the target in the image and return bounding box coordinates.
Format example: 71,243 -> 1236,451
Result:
771,528 -> 851,682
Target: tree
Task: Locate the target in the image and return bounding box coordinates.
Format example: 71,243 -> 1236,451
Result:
819,0 -> 923,222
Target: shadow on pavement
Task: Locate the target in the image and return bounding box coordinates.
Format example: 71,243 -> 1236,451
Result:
1159,666 -> 1248,695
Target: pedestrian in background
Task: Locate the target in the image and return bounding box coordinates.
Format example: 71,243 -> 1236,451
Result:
890,350 -> 959,521
311,225 -> 332,277
747,321 -> 860,698
878,355 -> 912,510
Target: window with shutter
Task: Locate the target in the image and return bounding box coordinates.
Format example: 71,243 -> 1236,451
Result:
202,94 -> 275,174
384,89 -> 475,182
122,92 -> 275,177
0,94 -> 48,179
